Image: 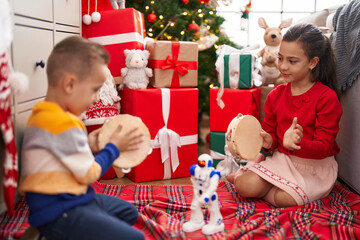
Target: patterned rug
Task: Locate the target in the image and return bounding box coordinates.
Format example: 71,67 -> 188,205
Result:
1,181 -> 360,239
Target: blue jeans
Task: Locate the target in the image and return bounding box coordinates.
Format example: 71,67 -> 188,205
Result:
38,194 -> 144,240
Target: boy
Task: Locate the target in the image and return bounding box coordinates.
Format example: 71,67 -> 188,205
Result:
19,36 -> 144,240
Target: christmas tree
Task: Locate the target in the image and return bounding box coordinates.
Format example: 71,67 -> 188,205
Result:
126,0 -> 239,144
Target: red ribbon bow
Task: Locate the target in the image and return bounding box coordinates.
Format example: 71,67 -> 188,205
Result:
161,55 -> 189,76
148,41 -> 198,87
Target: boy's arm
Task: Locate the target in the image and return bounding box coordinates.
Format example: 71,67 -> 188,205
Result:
93,143 -> 119,177
70,143 -> 119,184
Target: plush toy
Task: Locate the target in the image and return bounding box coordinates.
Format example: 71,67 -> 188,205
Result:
257,17 -> 292,86
0,0 -> 29,215
121,49 -> 153,89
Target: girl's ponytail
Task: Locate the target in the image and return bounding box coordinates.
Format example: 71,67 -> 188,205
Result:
316,36 -> 339,98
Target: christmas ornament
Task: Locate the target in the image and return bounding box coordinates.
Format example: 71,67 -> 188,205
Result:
241,0 -> 252,20
83,0 -> 101,25
196,23 -> 218,51
198,0 -> 210,4
206,0 -> 219,8
147,12 -> 157,23
240,0 -> 252,30
181,0 -> 189,4
188,21 -> 199,34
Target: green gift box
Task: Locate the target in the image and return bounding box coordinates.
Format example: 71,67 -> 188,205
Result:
210,131 -> 272,168
209,131 -> 249,168
220,53 -> 253,89
209,132 -> 226,168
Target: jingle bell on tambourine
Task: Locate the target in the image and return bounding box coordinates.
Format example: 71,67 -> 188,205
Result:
225,114 -> 263,160
98,114 -> 151,172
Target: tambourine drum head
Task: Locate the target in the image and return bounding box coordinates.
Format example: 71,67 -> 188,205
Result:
227,115 -> 263,160
98,114 -> 151,169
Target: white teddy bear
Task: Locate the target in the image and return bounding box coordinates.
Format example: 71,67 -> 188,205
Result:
121,49 -> 153,89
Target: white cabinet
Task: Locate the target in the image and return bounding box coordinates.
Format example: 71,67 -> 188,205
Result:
13,0 -> 53,22
54,0 -> 81,26
10,0 -> 81,148
12,25 -> 52,103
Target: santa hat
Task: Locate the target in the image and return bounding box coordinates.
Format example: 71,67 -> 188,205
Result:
81,68 -> 120,128
82,0 -> 126,25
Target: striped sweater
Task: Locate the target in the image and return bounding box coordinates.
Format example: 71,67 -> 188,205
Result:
19,101 -> 119,226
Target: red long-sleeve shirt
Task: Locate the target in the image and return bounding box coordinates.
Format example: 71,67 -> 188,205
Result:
262,82 -> 342,159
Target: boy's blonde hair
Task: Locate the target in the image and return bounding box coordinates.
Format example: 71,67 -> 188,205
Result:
46,36 -> 109,86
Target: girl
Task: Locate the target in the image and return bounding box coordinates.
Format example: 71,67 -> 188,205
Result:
228,23 -> 342,207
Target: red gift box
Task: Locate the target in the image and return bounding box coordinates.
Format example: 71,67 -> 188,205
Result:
120,87 -> 198,182
81,0 -> 113,16
82,8 -> 145,81
210,87 -> 261,132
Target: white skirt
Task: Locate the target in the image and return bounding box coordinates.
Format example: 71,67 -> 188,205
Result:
248,151 -> 338,205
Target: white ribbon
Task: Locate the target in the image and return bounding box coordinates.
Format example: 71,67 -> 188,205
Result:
88,32 -> 144,46
211,145 -> 240,177
229,53 -> 241,89
150,88 -> 198,179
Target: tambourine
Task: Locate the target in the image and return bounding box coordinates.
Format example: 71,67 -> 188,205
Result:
98,114 -> 151,171
225,114 -> 263,160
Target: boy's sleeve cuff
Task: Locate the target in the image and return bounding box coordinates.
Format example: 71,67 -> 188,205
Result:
104,142 -> 120,159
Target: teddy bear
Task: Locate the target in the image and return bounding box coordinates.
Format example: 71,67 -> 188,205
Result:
121,49 -> 153,89
257,17 -> 292,86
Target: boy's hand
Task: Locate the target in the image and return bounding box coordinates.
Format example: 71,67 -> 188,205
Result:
260,129 -> 273,150
283,117 -> 303,151
88,128 -> 101,153
109,124 -> 144,152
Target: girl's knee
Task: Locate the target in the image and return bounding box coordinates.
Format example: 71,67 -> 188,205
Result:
234,172 -> 271,198
273,189 -> 298,207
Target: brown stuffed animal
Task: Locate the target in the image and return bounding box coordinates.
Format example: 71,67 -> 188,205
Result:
257,17 -> 292,86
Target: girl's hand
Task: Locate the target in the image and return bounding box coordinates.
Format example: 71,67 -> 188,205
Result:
109,124 -> 144,152
283,117 -> 303,151
260,130 -> 273,150
88,128 -> 101,153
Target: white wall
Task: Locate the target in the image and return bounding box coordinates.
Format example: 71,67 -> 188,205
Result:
216,0 -> 351,48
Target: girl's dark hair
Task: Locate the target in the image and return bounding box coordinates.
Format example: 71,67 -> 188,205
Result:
282,23 -> 339,96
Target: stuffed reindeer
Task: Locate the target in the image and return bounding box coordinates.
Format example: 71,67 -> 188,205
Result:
257,17 -> 292,86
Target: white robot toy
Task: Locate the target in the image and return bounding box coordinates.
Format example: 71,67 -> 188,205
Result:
183,154 -> 224,235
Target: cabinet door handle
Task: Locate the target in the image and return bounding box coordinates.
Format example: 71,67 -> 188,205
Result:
36,60 -> 45,68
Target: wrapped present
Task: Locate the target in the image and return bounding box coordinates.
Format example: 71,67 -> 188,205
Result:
146,40 -> 198,88
209,87 -> 261,132
209,131 -> 246,177
120,87 -> 198,182
209,131 -> 226,168
82,8 -> 145,82
215,47 -> 256,109
81,0 -> 113,16
219,53 -> 253,89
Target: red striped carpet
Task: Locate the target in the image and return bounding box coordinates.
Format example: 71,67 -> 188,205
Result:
1,181 -> 360,239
